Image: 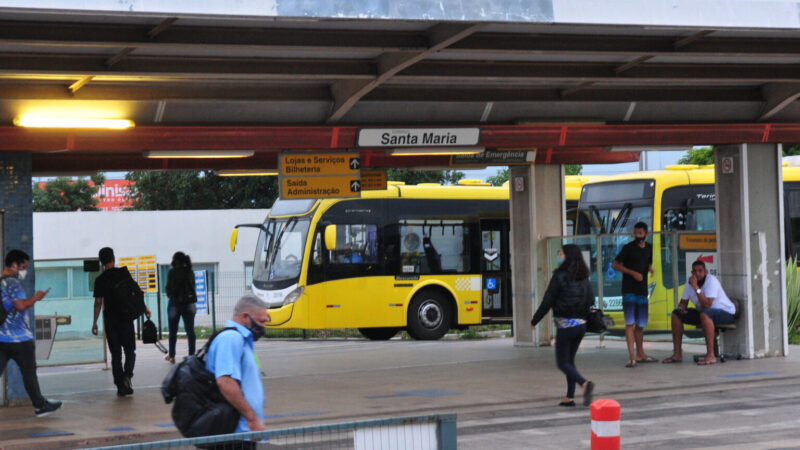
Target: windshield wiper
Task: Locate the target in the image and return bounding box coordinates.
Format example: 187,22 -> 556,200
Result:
266,217 -> 298,273
610,203 -> 633,234
588,205 -> 606,233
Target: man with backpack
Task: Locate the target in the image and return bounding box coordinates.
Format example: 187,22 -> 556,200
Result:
91,247 -> 151,397
206,294 -> 270,433
0,250 -> 62,416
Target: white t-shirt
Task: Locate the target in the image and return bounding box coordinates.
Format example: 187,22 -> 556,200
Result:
681,273 -> 736,315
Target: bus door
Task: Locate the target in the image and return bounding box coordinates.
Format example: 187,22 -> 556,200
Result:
480,220 -> 511,319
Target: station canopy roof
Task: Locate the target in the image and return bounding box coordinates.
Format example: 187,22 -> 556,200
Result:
2,5 -> 800,173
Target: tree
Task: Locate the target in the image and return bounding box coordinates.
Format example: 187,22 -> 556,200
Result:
486,164 -> 582,187
33,174 -> 105,212
386,169 -> 465,185
677,147 -> 714,165
125,171 -> 278,210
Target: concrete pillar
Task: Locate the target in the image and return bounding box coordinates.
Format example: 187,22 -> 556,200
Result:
510,164 -> 565,346
0,151 -> 35,406
714,144 -> 787,358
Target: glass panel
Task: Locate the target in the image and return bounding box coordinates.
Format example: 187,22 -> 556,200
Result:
546,236 -> 599,307
253,218 -> 310,282
400,220 -> 469,274
269,198 -> 316,216
328,224 -> 378,265
36,268 -> 68,299
481,230 -> 502,272
70,269 -> 93,298
577,205 -> 653,234
244,262 -> 253,290
582,180 -> 654,203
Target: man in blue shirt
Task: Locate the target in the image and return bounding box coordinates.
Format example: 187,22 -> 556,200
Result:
0,250 -> 61,416
206,294 -> 270,433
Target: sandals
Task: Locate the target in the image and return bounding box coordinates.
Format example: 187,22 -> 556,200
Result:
662,356 -> 682,364
625,360 -> 637,368
164,355 -> 175,364
636,356 -> 658,363
696,359 -> 717,366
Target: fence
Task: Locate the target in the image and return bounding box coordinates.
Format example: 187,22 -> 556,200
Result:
89,414 -> 457,450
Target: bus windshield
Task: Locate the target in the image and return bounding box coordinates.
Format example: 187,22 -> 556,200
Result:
253,217 -> 310,283
577,180 -> 655,234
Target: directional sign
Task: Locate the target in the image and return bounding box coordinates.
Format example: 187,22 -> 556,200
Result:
282,176 -> 361,199
360,169 -> 387,191
280,153 -> 360,176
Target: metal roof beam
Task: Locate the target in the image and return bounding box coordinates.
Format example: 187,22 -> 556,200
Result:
758,82 -> 800,121
326,22 -> 482,124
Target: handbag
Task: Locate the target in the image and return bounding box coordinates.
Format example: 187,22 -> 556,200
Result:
586,308 -> 607,333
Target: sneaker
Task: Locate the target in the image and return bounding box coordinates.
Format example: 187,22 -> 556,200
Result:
117,384 -> 134,397
35,400 -> 62,417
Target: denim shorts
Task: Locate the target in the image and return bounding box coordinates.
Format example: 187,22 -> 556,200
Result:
622,294 -> 649,327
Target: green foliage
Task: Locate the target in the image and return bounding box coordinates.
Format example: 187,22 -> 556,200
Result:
33,174 -> 105,212
783,144 -> 800,157
387,169 -> 465,185
487,168 -> 509,186
487,165 -> 581,187
786,257 -> 800,340
125,171 -> 278,210
678,147 -> 714,166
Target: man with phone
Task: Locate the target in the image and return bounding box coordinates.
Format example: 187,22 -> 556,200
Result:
663,260 -> 736,366
0,249 -> 62,416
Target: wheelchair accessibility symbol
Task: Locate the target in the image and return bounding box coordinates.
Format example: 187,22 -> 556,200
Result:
486,278 -> 497,290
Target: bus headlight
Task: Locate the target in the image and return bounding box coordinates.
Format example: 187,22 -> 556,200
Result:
283,287 -> 304,306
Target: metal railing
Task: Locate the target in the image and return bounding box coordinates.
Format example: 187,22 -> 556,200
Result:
89,414 -> 457,450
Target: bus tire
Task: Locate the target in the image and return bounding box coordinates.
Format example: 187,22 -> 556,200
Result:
358,327 -> 400,340
407,290 -> 453,340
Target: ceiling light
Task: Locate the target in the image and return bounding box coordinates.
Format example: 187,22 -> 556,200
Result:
144,150 -> 255,159
14,117 -> 134,129
391,147 -> 485,156
217,170 -> 278,177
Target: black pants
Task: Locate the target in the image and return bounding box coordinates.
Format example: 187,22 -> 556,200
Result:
105,319 -> 136,388
167,298 -> 197,358
0,340 -> 45,408
555,324 -> 587,399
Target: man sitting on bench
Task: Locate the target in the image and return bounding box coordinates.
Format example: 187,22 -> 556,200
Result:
662,260 -> 736,366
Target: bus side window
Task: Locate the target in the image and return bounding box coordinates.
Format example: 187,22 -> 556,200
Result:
328,224 -> 378,265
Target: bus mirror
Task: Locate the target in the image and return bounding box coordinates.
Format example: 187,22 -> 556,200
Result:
229,228 -> 239,252
324,225 -> 337,251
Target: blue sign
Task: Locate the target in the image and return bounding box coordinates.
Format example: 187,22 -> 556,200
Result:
486,278 -> 497,290
194,270 -> 209,315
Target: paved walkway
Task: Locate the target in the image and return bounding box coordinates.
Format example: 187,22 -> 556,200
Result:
1,336 -> 799,449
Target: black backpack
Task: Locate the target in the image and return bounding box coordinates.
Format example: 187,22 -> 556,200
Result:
142,319 -> 167,353
111,267 -> 146,321
161,328 -> 243,437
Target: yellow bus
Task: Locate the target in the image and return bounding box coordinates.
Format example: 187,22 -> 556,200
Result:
575,164 -> 800,330
232,176 -> 595,340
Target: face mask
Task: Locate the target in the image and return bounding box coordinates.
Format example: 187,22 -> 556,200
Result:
556,257 -> 565,265
634,237 -> 645,244
247,315 -> 267,341
17,269 -> 27,280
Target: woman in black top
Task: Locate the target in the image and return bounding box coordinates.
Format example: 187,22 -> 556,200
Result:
164,251 -> 197,363
531,244 -> 596,407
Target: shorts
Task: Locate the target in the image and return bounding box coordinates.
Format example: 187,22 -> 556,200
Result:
622,294 -> 649,328
673,308 -> 734,326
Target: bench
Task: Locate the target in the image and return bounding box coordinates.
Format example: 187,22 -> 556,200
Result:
692,298 -> 743,363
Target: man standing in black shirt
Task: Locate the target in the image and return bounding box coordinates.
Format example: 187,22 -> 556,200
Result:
91,247 -> 150,397
612,222 -> 655,368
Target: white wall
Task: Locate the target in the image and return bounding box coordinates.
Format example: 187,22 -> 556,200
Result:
33,209 -> 269,271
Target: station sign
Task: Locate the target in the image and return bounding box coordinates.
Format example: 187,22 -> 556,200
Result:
118,255 -> 158,293
281,175 -> 361,200
679,234 -> 716,250
357,128 -> 480,147
451,149 -> 536,166
280,152 -> 360,176
360,170 -> 387,191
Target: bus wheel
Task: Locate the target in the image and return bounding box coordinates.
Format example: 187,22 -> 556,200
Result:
358,327 -> 400,340
407,291 -> 452,340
